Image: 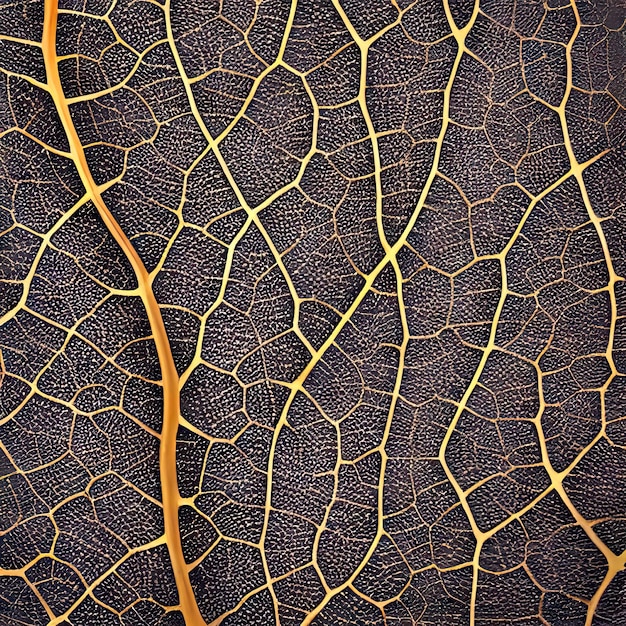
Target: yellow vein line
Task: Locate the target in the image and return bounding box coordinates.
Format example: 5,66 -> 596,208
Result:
546,2 -> 626,623
329,0 -> 391,254
436,154 -> 610,626
41,3 -> 205,624
163,0 -> 300,621
284,1 -> 481,621
0,193 -> 89,327
435,1 -> 626,622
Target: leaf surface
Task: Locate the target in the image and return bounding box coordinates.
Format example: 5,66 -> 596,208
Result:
1,0 -> 626,625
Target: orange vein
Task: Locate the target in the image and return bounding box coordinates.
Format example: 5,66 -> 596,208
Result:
41,2 -> 205,624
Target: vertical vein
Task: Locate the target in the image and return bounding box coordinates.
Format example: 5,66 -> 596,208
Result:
162,2 -> 302,621
294,1 -> 482,622
550,2 -> 626,622
41,3 -> 206,624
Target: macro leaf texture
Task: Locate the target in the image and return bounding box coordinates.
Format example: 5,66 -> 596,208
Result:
1,0 -> 626,624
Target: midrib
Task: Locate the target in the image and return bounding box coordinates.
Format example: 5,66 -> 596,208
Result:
41,3 -> 206,624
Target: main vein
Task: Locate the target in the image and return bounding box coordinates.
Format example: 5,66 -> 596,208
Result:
41,2 -> 205,624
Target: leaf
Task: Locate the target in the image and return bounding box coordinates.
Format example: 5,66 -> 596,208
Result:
1,0 -> 625,625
